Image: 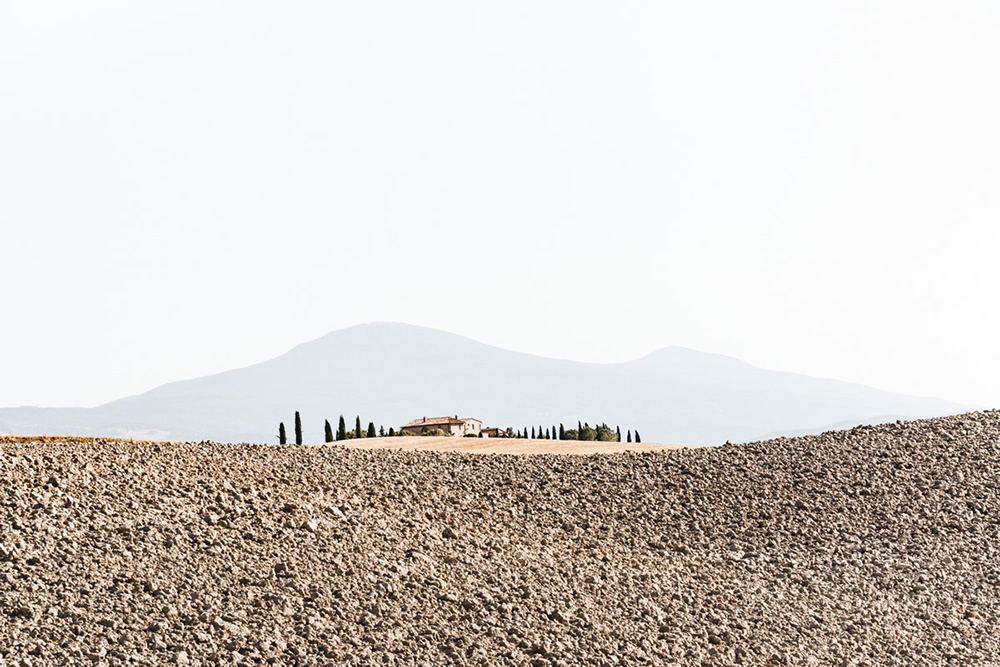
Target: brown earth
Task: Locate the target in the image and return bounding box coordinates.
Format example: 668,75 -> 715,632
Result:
1,412 -> 998,665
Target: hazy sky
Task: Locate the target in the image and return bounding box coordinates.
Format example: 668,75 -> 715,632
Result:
2,1 -> 998,410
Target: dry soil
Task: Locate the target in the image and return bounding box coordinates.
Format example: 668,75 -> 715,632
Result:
1,412 -> 998,665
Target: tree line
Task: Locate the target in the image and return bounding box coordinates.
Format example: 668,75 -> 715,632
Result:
277,413 -> 640,444
508,422 -> 640,443
277,412 -> 395,445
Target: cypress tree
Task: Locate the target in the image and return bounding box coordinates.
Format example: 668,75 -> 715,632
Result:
337,415 -> 347,441
324,419 -> 334,443
367,421 -> 376,438
545,428 -> 550,440
379,425 -> 385,437
355,416 -> 362,439
294,411 -> 303,445
388,427 -> 395,437
531,426 -> 535,439
278,422 -> 287,445
559,424 -> 565,440
635,431 -> 641,443
627,430 -> 632,443
616,426 -> 621,442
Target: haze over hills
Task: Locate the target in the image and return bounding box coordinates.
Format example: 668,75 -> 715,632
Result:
0,323 -> 975,445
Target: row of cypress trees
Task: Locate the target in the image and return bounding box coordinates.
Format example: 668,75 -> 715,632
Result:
278,414 -> 641,444
509,422 -> 640,443
277,413 -> 393,444
325,414 -> 392,441
276,412 -> 305,445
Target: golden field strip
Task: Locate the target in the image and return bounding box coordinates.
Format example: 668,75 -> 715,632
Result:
1,434 -> 687,454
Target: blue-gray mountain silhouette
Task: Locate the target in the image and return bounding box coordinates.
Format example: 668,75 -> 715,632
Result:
0,323 -> 974,445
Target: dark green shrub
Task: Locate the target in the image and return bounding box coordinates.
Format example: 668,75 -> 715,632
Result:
596,424 -> 617,442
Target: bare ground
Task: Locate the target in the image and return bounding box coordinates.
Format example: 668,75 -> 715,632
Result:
1,412 -> 998,665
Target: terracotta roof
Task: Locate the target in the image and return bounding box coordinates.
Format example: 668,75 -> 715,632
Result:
402,416 -> 480,428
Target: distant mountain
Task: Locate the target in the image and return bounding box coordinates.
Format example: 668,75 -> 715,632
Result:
0,323 -> 976,445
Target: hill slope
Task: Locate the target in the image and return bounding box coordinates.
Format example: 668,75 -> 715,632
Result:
1,411 -> 998,664
0,322 -> 974,444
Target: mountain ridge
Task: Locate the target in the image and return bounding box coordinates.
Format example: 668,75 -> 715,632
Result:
0,322 -> 975,445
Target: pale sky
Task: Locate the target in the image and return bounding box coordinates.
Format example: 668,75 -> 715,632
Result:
2,1 -> 998,410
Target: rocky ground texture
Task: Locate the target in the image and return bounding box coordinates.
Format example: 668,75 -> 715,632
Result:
1,411 -> 999,666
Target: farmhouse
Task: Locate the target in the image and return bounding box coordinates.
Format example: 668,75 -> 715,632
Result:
402,415 -> 482,437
